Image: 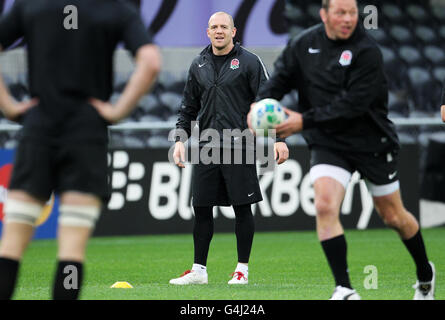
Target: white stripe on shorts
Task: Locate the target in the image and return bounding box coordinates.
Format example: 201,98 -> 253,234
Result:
365,180 -> 400,197
310,164 -> 352,189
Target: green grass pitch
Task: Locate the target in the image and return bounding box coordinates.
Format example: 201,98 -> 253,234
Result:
11,227 -> 444,300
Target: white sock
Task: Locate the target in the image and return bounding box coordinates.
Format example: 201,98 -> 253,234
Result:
235,263 -> 248,276
192,263 -> 207,274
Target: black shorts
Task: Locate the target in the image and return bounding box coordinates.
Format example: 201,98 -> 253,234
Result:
310,146 -> 399,195
9,140 -> 110,203
192,149 -> 263,207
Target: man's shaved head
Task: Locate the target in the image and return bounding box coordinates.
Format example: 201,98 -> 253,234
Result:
207,11 -> 237,55
208,11 -> 235,28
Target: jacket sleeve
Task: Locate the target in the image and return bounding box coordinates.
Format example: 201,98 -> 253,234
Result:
175,63 -> 201,142
0,0 -> 24,50
256,38 -> 301,102
249,56 -> 270,97
302,46 -> 386,129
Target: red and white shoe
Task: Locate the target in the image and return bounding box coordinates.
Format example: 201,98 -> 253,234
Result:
228,271 -> 248,284
169,270 -> 208,285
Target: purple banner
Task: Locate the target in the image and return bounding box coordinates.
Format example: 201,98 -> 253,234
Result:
2,0 -> 289,47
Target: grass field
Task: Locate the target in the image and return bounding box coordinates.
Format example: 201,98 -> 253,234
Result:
11,227 -> 444,300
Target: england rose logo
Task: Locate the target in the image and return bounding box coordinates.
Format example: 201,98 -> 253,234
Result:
339,50 -> 353,66
230,58 -> 240,70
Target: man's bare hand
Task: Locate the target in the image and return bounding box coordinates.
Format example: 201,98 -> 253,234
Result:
247,102 -> 256,134
274,142 -> 289,165
89,98 -> 125,124
173,141 -> 186,168
274,107 -> 303,138
2,98 -> 39,122
441,105 -> 445,122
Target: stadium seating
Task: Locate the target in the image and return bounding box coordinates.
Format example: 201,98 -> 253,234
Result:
424,46 -> 445,67
415,26 -> 439,46
399,46 -> 424,67
407,67 -> 438,113
388,90 -> 410,118
381,4 -> 408,26
367,28 -> 392,46
433,66 -> 445,83
390,25 -> 417,46
1,0 -> 445,147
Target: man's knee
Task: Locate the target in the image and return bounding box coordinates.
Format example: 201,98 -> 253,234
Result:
315,196 -> 340,219
375,199 -> 405,229
234,204 -> 253,219
313,177 -> 345,221
380,210 -> 400,228
315,194 -> 344,240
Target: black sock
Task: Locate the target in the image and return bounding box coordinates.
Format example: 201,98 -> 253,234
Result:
193,206 -> 214,266
321,234 -> 352,289
52,260 -> 83,300
234,204 -> 255,263
0,257 -> 20,300
402,230 -> 432,282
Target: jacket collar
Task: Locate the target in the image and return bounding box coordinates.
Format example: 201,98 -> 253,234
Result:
200,42 -> 241,58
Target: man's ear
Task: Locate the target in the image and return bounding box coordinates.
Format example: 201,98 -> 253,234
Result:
320,8 -> 327,24
232,27 -> 237,38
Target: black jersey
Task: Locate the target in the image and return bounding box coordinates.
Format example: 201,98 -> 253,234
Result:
0,0 -> 152,144
257,23 -> 399,153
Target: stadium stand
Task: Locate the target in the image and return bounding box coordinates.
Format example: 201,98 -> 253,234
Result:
0,0 -> 444,148
415,26 -> 439,46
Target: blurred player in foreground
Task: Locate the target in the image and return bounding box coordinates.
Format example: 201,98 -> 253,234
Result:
170,12 -> 288,285
0,0 -> 160,299
248,0 -> 435,300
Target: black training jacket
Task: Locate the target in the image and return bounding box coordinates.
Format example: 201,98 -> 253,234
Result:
257,23 -> 400,153
176,42 -> 272,147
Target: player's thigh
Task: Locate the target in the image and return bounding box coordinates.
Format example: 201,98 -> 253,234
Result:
8,140 -> 53,202
7,190 -> 45,205
53,145 -> 106,232
309,147 -> 352,214
56,143 -> 109,204
372,189 -> 406,220
59,192 -> 102,207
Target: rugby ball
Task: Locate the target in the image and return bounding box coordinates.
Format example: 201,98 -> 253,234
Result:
250,98 -> 285,135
